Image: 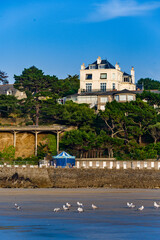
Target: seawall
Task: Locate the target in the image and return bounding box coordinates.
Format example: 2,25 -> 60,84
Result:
1,167 -> 160,188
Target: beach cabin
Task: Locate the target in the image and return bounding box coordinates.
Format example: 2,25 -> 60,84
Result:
53,151 -> 75,168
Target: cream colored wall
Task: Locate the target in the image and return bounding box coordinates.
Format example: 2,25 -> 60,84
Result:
80,68 -> 136,91
77,95 -> 98,106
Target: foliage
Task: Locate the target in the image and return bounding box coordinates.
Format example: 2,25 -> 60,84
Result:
46,134 -> 57,155
41,101 -> 96,128
0,95 -> 20,117
137,78 -> 160,90
1,146 -> 15,164
0,71 -> 8,84
14,66 -> 59,125
137,91 -> 160,107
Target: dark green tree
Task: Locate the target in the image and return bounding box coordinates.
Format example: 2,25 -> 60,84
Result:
0,71 -> 8,84
0,95 -> 19,118
137,78 -> 160,90
14,66 -> 59,125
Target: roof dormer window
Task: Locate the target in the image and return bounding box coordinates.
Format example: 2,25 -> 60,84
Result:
89,65 -> 96,69
98,64 -> 106,69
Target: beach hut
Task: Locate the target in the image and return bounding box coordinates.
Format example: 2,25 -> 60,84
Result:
53,151 -> 75,168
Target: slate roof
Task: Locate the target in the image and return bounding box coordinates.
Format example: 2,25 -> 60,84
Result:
85,59 -> 115,70
123,72 -> 131,77
0,84 -> 17,95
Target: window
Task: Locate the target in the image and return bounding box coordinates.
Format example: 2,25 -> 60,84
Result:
128,95 -> 134,101
112,83 -> 116,90
86,74 -> 92,80
86,83 -> 92,92
98,64 -> 106,69
124,77 -> 129,82
100,97 -> 108,103
112,73 -> 115,80
100,73 -> 107,79
115,95 -> 119,101
100,83 -> 106,91
119,95 -> 127,101
89,65 -> 96,69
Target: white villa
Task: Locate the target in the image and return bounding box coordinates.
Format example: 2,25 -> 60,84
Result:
64,57 -> 137,110
80,56 -> 136,93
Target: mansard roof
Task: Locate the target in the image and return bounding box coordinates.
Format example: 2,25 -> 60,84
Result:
123,72 -> 131,77
85,59 -> 115,70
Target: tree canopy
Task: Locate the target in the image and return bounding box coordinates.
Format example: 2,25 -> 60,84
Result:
0,71 -> 9,84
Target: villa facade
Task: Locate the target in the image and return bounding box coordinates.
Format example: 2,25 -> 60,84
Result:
64,57 -> 136,110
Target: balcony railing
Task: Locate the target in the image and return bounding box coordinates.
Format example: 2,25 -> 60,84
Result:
80,88 -> 117,93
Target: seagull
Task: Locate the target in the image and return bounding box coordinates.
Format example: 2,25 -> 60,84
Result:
154,202 -> 160,208
53,208 -> 60,212
77,202 -> 83,206
138,206 -> 144,211
130,204 -> 136,208
63,205 -> 69,211
127,202 -> 134,208
14,203 -> 18,208
78,207 -> 84,213
66,203 -> 71,207
16,206 -> 21,210
92,204 -> 98,209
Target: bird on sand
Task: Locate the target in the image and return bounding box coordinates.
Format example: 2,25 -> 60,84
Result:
53,208 -> 60,212
63,205 -> 69,211
66,203 -> 71,207
154,202 -> 160,208
78,207 -> 84,213
77,202 -> 83,206
92,204 -> 98,209
127,202 -> 134,208
138,206 -> 144,211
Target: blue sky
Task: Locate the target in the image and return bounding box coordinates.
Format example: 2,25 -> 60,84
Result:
1,0 -> 160,83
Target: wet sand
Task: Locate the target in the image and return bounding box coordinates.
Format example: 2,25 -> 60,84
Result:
0,189 -> 160,239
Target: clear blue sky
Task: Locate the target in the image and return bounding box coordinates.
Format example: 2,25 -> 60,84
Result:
1,0 -> 160,83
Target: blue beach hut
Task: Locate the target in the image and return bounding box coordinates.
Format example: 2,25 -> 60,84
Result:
53,151 -> 75,168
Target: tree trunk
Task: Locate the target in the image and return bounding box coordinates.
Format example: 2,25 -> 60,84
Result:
139,135 -> 142,144
35,104 -> 39,126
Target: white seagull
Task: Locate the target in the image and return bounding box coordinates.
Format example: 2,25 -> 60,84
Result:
66,203 -> 71,207
63,205 -> 69,211
138,206 -> 144,211
53,208 -> 60,212
16,206 -> 21,210
92,204 -> 98,209
14,203 -> 18,208
127,202 -> 134,208
77,202 -> 83,207
154,202 -> 160,208
78,207 -> 84,213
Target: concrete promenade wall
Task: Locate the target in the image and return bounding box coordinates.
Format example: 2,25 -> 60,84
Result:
1,166 -> 160,188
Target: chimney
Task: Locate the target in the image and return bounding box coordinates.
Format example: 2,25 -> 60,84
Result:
131,66 -> 135,84
81,63 -> 85,70
97,56 -> 101,64
115,62 -> 121,71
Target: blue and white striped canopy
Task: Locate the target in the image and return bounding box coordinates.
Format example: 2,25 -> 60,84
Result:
53,151 -> 75,159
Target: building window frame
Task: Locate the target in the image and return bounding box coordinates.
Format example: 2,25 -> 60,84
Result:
112,83 -> 116,90
86,74 -> 92,80
100,73 -> 107,79
86,83 -> 92,92
100,83 -> 106,92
